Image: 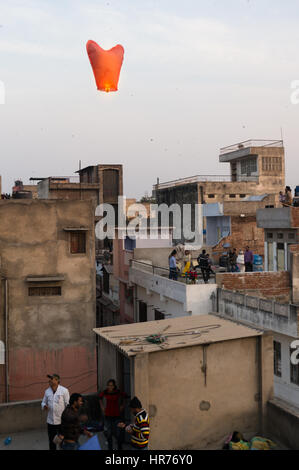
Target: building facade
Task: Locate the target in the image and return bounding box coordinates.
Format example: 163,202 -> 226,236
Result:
153,139 -> 285,246
0,199 -> 96,402
94,315 -> 273,450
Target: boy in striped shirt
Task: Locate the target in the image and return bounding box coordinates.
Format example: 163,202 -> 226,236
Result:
118,397 -> 150,450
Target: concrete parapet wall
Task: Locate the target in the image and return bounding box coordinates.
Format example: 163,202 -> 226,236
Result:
267,398 -> 299,450
216,271 -> 291,303
0,399 -> 44,434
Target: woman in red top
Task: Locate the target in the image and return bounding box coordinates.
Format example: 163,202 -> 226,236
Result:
99,379 -> 126,450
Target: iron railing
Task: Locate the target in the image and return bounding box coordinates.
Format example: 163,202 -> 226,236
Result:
29,176 -> 80,184
130,259 -> 216,284
153,175 -> 231,190
220,139 -> 283,156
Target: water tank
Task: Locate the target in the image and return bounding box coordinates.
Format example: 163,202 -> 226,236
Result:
253,254 -> 263,265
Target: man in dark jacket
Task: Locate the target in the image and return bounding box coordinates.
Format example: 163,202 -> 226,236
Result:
197,250 -> 209,283
60,393 -> 92,450
244,246 -> 254,272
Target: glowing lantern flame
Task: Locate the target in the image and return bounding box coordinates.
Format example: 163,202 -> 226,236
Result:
86,40 -> 124,93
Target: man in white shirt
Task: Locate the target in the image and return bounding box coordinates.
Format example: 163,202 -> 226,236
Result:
41,373 -> 70,450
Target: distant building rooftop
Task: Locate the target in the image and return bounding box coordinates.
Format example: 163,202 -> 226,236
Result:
219,139 -> 283,162
154,175 -> 231,191
94,314 -> 262,357
220,139 -> 284,156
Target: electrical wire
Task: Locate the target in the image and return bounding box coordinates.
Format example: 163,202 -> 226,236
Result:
0,369 -> 97,389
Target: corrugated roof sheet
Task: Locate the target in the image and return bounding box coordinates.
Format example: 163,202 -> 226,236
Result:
244,194 -> 268,202
93,314 -> 263,357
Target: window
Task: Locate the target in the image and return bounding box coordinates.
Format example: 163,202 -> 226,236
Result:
262,156 -> 282,172
240,194 -> 246,198
139,301 -> 147,322
155,310 -> 165,321
229,194 -> 236,198
70,232 -> 86,254
231,162 -> 237,182
208,194 -> 215,198
125,286 -> 134,304
278,233 -> 284,239
288,232 -> 295,240
277,243 -> 285,272
241,157 -> 257,176
103,272 -> 110,294
290,347 -> 299,385
29,286 -> 61,296
267,233 -> 273,240
274,341 -> 281,377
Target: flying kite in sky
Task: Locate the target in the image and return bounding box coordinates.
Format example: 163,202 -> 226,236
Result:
86,40 -> 124,93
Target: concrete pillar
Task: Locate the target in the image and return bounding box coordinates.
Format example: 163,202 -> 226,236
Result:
264,242 -> 268,272
273,242 -> 277,272
292,252 -> 299,304
258,333 -> 274,434
133,353 -> 149,413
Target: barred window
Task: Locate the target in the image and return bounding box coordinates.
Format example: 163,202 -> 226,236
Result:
155,309 -> 165,320
241,157 -> 257,176
262,156 -> 282,172
29,286 -> 61,296
274,341 -> 281,377
70,231 -> 86,254
290,347 -> 299,385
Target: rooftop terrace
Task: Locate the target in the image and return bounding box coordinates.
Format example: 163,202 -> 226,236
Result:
219,139 -> 284,156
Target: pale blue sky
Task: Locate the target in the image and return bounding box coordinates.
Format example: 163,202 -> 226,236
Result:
0,0 -> 299,196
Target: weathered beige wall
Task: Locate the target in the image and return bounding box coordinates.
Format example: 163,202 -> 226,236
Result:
98,337 -> 118,391
0,199 -> 97,401
134,336 -> 273,450
289,245 -> 299,304
133,247 -> 173,268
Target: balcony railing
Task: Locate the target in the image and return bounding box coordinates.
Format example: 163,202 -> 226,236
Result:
130,259 -> 216,284
29,176 -> 80,184
153,173 -> 261,190
220,139 -> 283,156
154,175 -> 231,190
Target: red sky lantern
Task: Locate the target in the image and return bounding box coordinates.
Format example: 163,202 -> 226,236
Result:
86,40 -> 124,93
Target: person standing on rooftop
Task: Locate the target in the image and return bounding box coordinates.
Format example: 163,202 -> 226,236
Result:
99,379 -> 127,450
60,393 -> 92,450
284,186 -> 293,207
168,249 -> 178,281
118,397 -> 150,450
279,191 -> 286,205
41,373 -> 70,450
244,246 -> 254,272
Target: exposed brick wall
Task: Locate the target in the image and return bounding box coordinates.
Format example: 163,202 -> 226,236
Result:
289,244 -> 299,253
291,207 -> 299,228
213,216 -> 265,256
216,271 -> 291,302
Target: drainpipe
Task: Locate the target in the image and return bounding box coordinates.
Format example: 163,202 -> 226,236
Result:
4,278 -> 9,402
257,336 -> 263,435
